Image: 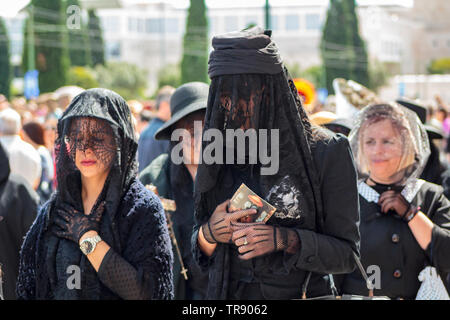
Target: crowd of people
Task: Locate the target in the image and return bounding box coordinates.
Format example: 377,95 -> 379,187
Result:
0,27 -> 449,300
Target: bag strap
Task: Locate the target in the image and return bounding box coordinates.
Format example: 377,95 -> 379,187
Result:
301,252 -> 373,299
352,252 -> 374,297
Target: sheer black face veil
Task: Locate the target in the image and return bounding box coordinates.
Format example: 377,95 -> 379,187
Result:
194,26 -> 324,230
55,88 -> 138,217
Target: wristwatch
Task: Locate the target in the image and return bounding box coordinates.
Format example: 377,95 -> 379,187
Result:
80,235 -> 102,255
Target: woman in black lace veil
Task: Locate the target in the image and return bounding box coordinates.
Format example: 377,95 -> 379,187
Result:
192,27 -> 360,299
16,88 -> 173,300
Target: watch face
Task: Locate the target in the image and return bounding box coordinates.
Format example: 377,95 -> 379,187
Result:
81,241 -> 93,254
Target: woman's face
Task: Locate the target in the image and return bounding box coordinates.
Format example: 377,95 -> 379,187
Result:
220,91 -> 262,130
176,112 -> 205,165
361,119 -> 404,183
44,117 -> 58,150
66,117 -> 116,179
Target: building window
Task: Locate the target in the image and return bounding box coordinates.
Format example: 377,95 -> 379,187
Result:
137,18 -> 144,33
128,17 -> 138,32
285,14 -> 299,31
209,16 -> 219,34
432,39 -> 439,48
165,18 -> 179,34
270,14 -> 278,30
305,14 -> 320,30
224,16 -> 238,32
146,18 -> 162,33
102,16 -> 120,33
106,41 -> 121,59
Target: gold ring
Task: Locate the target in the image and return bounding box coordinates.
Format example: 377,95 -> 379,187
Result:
243,237 -> 248,246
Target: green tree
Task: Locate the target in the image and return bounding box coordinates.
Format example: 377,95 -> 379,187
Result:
94,62 -> 147,100
320,0 -> 368,93
158,63 -> 181,89
302,65 -> 326,89
0,17 -> 11,99
68,66 -> 98,88
345,0 -> 369,87
181,0 -> 208,84
22,1 -> 70,93
284,62 -> 302,79
428,58 -> 450,74
88,10 -> 105,66
66,0 -> 92,67
368,59 -> 389,93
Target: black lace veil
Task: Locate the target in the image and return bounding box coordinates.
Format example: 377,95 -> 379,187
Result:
194,27 -> 323,228
55,88 -> 138,220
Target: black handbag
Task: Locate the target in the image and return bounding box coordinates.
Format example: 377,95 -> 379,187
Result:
299,252 -> 390,300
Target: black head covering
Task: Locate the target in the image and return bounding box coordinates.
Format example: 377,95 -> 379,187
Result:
208,27 -> 283,77
46,88 -> 138,299
55,88 -> 137,216
195,27 -> 323,228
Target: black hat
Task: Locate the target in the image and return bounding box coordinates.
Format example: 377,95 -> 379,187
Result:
396,99 -> 444,140
155,82 -> 209,140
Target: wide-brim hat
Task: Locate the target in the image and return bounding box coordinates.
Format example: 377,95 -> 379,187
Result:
396,99 -> 444,140
155,82 -> 209,140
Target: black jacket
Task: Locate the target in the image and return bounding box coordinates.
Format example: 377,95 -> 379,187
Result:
192,133 -> 361,299
337,179 -> 450,299
16,178 -> 173,300
0,144 -> 38,300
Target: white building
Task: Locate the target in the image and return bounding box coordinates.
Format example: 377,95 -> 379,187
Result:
4,0 -> 449,98
97,0 -> 430,93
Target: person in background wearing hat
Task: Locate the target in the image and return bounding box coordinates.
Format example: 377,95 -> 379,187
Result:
138,86 -> 175,172
139,82 -> 209,300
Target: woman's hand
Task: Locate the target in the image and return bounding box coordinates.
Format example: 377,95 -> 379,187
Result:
231,223 -> 300,260
53,201 -> 105,243
378,190 -> 419,221
201,200 -> 258,244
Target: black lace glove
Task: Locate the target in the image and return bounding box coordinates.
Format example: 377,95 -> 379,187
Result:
53,201 -> 105,243
231,224 -> 300,260
378,190 -> 420,222
201,200 -> 258,244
